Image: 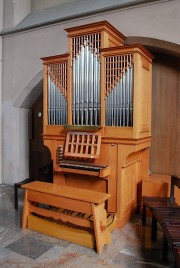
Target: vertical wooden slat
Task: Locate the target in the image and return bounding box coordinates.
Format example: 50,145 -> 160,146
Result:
175,60 -> 180,176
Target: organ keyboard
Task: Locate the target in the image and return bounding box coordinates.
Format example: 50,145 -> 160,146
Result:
56,160 -> 110,178
59,161 -> 107,171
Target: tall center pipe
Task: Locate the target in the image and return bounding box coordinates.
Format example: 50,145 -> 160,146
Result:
72,38 -> 101,126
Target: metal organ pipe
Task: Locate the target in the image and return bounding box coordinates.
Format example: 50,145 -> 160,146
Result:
47,63 -> 67,126
47,36 -> 133,128
48,75 -> 51,125
89,44 -> 93,125
72,35 -> 100,126
105,54 -> 133,127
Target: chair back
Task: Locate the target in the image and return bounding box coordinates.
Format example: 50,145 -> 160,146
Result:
170,175 -> 180,204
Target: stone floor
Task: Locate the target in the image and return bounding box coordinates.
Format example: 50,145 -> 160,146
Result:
0,184 -> 175,268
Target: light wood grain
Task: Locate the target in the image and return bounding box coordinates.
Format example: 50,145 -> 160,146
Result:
22,181 -> 111,253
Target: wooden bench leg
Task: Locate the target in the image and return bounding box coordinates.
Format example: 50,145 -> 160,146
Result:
22,190 -> 31,229
14,184 -> 18,209
92,202 -> 111,254
162,234 -> 168,262
142,203 -> 146,226
151,214 -> 157,241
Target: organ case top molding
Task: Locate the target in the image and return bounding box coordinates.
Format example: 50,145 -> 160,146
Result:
65,20 -> 126,48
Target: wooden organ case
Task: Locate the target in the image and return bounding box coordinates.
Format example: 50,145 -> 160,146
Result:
40,21 -> 153,242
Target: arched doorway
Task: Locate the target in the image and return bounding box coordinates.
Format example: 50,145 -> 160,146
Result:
14,72 -> 53,182
28,93 -> 53,181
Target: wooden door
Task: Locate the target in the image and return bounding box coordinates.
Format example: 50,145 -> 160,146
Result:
150,53 -> 180,176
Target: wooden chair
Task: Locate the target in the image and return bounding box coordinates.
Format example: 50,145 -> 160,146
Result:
14,178 -> 35,209
152,207 -> 180,242
162,223 -> 180,262
142,175 -> 180,227
14,162 -> 53,209
173,246 -> 180,268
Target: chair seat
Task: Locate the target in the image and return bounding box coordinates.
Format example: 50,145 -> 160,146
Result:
163,223 -> 180,246
161,223 -> 180,262
142,196 -> 177,226
142,196 -> 176,210
153,207 -> 180,225
152,207 -> 180,242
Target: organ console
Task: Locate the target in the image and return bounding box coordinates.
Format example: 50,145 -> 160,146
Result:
24,21 -> 154,249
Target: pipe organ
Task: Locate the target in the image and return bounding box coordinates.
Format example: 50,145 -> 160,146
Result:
38,21 -> 153,245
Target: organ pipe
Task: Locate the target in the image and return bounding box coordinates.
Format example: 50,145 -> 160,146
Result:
72,39 -> 101,126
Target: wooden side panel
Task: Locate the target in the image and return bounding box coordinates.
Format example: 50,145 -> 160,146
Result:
125,165 -> 137,209
133,54 -> 152,138
106,143 -> 117,212
176,59 -> 180,176
117,160 -> 140,227
140,62 -> 152,134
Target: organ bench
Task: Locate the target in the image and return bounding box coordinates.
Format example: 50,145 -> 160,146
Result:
22,181 -> 111,253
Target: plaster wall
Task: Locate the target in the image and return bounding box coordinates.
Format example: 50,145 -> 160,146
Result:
3,0 -> 14,30
31,0 -> 76,11
0,0 -> 3,184
1,0 -> 180,184
13,0 -> 30,26
3,0 -> 30,29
